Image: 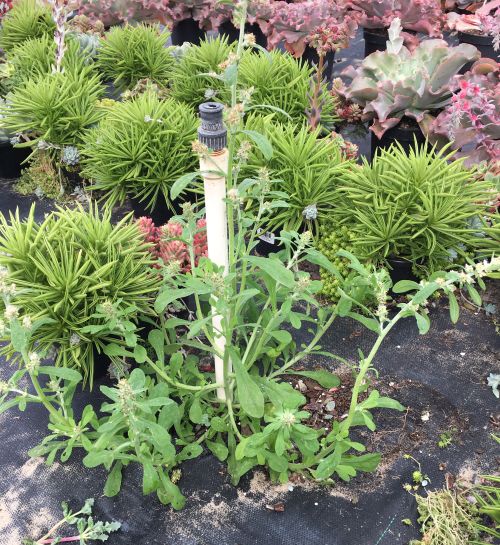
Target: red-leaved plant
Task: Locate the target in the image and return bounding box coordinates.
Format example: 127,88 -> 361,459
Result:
346,0 -> 444,37
137,216 -> 207,273
266,0 -> 358,57
430,58 -> 500,167
0,0 -> 12,22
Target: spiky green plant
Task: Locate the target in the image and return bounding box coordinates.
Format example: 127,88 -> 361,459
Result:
0,66 -> 104,148
0,204 -> 161,383
82,92 -> 197,211
245,121 -> 353,234
239,49 -> 337,128
330,143 -> 495,274
170,36 -> 234,108
0,0 -> 55,54
96,23 -> 175,93
8,34 -> 95,88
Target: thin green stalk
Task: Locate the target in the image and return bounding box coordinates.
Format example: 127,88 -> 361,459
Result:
146,357 -> 222,393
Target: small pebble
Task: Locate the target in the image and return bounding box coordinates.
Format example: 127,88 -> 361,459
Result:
421,480 -> 429,487
460,352 -> 466,356
288,485 -> 294,492
314,502 -> 318,506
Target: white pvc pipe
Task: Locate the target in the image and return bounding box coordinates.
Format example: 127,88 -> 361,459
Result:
200,150 -> 229,401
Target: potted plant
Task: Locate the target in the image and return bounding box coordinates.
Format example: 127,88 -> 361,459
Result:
217,0 -> 270,47
339,18 -> 479,157
346,0 -> 444,57
447,0 -> 500,63
328,142 -> 495,280
266,0 -> 358,81
429,58 -> 500,168
81,92 -> 198,225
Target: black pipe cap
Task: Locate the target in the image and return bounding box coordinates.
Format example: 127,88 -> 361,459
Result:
198,102 -> 227,151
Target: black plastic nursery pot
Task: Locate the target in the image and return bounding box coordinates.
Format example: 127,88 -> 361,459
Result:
370,116 -> 426,160
0,142 -> 31,180
170,18 -> 206,46
387,256 -> 420,286
128,195 -> 181,227
218,21 -> 267,48
457,31 -> 499,72
363,27 -> 388,57
255,230 -> 283,257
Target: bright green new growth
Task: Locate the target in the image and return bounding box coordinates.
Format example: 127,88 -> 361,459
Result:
8,35 -> 95,88
170,36 -> 234,108
0,205 -> 161,382
239,49 -> 338,127
82,92 -> 197,211
246,121 -> 353,233
332,143 -> 494,275
0,0 -> 55,54
0,66 -> 104,148
316,222 -> 370,301
97,23 -> 175,92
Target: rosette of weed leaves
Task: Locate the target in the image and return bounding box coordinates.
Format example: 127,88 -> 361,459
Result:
238,49 -> 338,128
244,120 -> 353,234
0,64 -> 104,149
82,92 -> 197,211
0,204 -> 161,383
170,35 -> 234,108
0,0 -> 55,54
96,23 -> 175,93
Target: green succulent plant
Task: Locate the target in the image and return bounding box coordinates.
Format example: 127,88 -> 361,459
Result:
0,204 -> 161,383
342,18 -> 480,138
244,120 -> 353,234
96,23 -> 175,93
82,92 -> 197,211
7,34 -> 95,89
0,66 -> 104,148
331,142 -> 495,275
170,36 -> 234,108
239,49 -> 338,128
0,0 -> 55,55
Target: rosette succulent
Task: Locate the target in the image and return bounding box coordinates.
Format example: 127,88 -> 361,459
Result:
96,23 -> 175,92
244,120 -> 353,233
170,36 -> 234,108
267,0 -> 357,57
447,1 -> 500,52
341,18 -> 480,138
0,0 -> 55,54
239,49 -> 338,127
430,59 -> 500,167
82,92 -> 197,211
346,0 -> 444,37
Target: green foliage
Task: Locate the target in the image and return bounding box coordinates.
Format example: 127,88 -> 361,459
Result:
22,498 -> 120,544
245,121 -> 353,233
0,66 -> 104,148
0,205 -> 161,382
7,34 -> 94,89
15,151 -> 63,199
97,23 -> 174,92
239,49 -> 337,128
331,143 -> 495,275
170,36 -> 234,108
82,92 -> 197,210
316,221 -> 370,301
0,0 -> 55,55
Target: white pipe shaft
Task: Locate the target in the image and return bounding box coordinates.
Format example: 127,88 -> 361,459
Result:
200,150 -> 229,401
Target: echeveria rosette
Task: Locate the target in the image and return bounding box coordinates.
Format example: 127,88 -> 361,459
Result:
346,0 -> 444,37
342,18 -> 480,138
266,0 -> 358,57
430,60 -> 500,167
447,1 -> 500,52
